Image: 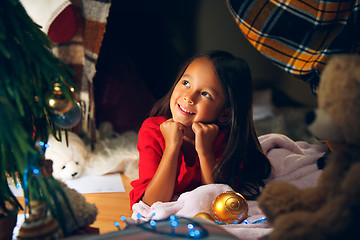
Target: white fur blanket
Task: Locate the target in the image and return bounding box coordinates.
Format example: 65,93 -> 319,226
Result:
131,133 -> 328,240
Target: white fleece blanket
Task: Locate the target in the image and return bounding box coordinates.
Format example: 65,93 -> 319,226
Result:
131,133 -> 328,239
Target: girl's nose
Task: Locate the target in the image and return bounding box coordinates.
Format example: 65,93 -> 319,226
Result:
184,96 -> 194,105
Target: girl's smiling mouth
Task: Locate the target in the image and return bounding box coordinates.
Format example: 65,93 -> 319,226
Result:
178,104 -> 195,115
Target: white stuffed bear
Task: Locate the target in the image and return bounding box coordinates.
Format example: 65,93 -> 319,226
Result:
84,122 -> 139,180
45,131 -> 87,181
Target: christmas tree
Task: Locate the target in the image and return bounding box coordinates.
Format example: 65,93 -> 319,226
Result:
0,0 -> 78,234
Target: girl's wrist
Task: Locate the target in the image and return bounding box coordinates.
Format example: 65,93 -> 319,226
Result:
166,140 -> 182,148
164,143 -> 181,156
198,151 -> 216,162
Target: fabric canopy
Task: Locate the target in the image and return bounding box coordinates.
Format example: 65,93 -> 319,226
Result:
227,0 -> 360,93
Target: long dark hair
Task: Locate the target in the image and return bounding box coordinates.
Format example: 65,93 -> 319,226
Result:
150,50 -> 272,200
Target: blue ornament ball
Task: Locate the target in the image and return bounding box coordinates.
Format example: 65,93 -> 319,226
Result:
49,102 -> 81,129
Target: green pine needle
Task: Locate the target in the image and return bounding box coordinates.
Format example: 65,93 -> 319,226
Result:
0,0 -> 78,234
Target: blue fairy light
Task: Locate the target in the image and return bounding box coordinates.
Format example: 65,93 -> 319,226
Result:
120,216 -> 126,221
194,229 -> 201,237
137,213 -> 142,219
113,221 -> 121,231
187,223 -> 194,230
171,219 -> 178,227
32,168 -> 40,175
150,220 -> 156,227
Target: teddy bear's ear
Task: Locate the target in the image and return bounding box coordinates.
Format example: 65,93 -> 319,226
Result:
39,159 -> 53,177
307,108 -> 344,141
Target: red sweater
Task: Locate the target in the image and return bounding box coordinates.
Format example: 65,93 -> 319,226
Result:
129,116 -> 228,208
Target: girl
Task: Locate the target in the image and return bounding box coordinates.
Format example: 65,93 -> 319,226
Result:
129,50 -> 272,208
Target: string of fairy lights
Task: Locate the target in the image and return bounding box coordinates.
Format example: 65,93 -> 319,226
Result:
113,213 -> 267,238
114,214 -> 209,239
22,141 -> 49,216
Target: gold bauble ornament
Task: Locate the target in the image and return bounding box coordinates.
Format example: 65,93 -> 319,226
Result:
46,82 -> 81,128
211,191 -> 248,224
46,82 -> 74,114
194,212 -> 214,222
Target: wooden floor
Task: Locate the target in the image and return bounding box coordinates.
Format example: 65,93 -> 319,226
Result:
16,174 -> 133,235
84,174 -> 133,234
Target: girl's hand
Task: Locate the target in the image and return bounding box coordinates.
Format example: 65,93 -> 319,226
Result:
160,118 -> 185,149
142,119 -> 185,206
192,122 -> 219,157
192,122 -> 219,184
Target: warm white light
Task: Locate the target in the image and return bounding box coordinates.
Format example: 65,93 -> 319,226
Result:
49,99 -> 55,106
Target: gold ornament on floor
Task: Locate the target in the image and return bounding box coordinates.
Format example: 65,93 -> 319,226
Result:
46,82 -> 81,129
211,191 -> 248,224
194,212 -> 214,222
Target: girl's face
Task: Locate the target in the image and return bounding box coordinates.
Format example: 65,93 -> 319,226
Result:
170,57 -> 227,127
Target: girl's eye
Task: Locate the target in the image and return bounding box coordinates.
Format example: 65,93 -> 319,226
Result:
201,91 -> 212,99
182,80 -> 190,87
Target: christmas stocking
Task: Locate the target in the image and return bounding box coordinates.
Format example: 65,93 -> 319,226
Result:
20,0 -> 77,43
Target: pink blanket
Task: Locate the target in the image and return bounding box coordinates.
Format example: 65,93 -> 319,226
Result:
131,133 -> 328,239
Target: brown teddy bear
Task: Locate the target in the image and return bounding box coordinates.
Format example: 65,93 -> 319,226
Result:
257,54 -> 360,240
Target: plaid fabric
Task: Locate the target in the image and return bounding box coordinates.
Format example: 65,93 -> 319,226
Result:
227,0 -> 360,92
53,0 -> 111,146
